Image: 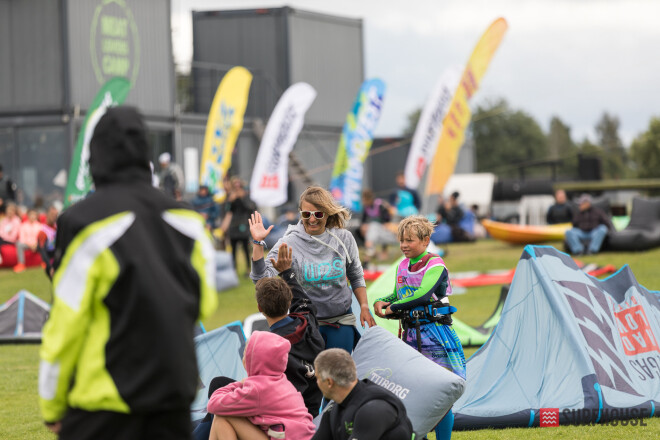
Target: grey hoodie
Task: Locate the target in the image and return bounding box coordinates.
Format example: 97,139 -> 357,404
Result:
251,221 -> 366,320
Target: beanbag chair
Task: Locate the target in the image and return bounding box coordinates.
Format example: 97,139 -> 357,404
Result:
352,326 -> 466,437
606,197 -> 660,251
0,244 -> 43,268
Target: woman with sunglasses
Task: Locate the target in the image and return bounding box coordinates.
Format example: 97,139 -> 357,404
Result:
250,186 -> 376,353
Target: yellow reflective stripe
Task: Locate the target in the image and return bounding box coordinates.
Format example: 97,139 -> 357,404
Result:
191,239 -> 219,319
40,212 -> 134,421
162,209 -> 218,319
53,212 -> 135,311
68,248 -> 129,413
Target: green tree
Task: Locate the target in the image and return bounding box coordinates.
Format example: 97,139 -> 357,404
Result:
175,71 -> 193,113
402,108 -> 422,137
595,112 -> 629,179
577,138 -> 602,156
630,117 -> 660,178
472,99 -> 548,177
548,116 -> 578,178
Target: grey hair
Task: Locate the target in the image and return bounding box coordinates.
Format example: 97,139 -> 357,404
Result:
314,348 -> 357,387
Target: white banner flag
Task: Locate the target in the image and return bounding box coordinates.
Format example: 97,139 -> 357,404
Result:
250,82 -> 317,207
404,68 -> 461,190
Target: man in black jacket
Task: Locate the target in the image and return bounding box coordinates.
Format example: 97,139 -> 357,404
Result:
255,242 -> 325,416
312,348 -> 414,440
39,106 -> 218,439
546,189 -> 575,225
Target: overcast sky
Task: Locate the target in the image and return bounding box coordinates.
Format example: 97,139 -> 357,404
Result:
171,0 -> 660,145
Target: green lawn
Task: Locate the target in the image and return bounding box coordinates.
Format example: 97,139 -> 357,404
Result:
2,239 -> 660,439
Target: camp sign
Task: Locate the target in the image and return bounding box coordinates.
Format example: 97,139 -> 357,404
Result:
90,0 -> 140,85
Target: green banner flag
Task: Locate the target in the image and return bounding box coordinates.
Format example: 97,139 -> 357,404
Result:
64,77 -> 131,208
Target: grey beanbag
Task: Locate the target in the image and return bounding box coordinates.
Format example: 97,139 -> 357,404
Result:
352,326 -> 466,437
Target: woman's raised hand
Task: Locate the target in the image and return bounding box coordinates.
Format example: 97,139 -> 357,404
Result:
249,211 -> 273,242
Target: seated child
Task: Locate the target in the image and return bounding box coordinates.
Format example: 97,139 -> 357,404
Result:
256,242 -> 325,416
37,205 -> 59,277
0,202 -> 20,246
14,208 -> 42,273
373,215 -> 466,440
206,331 -> 315,440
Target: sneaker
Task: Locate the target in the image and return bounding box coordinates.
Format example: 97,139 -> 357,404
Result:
13,263 -> 26,273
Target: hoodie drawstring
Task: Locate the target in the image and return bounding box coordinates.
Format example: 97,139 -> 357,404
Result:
309,231 -> 352,265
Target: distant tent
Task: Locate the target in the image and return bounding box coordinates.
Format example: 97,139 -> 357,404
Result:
454,245 -> 660,429
191,321 -> 247,423
0,290 -> 50,343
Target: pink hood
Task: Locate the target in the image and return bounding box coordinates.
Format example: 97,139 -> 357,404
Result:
207,331 -> 315,439
244,330 -> 289,377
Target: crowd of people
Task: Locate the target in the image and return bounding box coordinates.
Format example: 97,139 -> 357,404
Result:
6,103 -> 637,440
30,106 -> 474,440
0,181 -> 60,274
32,106 -> 465,440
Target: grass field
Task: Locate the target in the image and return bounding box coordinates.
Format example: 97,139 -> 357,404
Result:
1,239 -> 659,439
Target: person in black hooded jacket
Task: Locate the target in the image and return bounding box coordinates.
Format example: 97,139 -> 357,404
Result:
254,240 -> 326,416
39,106 -> 218,440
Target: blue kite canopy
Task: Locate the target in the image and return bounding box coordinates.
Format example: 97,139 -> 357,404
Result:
454,245 -> 660,429
191,321 -> 247,423
0,290 -> 50,343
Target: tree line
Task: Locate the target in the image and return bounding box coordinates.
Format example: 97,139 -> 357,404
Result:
404,99 -> 660,180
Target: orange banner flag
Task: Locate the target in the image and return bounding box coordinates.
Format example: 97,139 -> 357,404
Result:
426,17 -> 508,195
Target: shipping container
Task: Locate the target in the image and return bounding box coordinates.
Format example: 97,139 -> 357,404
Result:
191,6 -> 363,127
0,0 -> 175,205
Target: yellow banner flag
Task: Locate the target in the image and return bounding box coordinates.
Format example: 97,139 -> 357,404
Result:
426,17 -> 508,195
200,66 -> 253,202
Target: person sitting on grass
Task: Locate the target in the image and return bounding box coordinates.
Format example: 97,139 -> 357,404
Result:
0,202 -> 20,247
255,239 -> 326,416
311,348 -> 414,440
565,193 -> 613,256
206,331 -> 316,440
37,205 -> 59,278
546,189 -> 575,225
360,189 -> 398,270
13,208 -> 42,273
373,215 -> 465,440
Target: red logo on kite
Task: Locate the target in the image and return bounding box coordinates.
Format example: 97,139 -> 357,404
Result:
540,408 -> 559,427
615,305 -> 659,355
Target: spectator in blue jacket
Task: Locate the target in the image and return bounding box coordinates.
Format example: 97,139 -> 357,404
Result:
192,185 -> 220,231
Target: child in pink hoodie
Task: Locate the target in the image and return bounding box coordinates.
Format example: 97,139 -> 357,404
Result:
14,208 -> 43,272
207,331 -> 315,440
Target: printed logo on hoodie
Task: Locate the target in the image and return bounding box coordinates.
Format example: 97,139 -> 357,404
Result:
302,258 -> 345,289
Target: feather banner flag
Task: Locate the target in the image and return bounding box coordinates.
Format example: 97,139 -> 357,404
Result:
250,82 -> 317,207
404,67 -> 461,190
199,66 -> 252,203
426,17 -> 508,195
64,77 -> 131,208
329,78 -> 386,212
